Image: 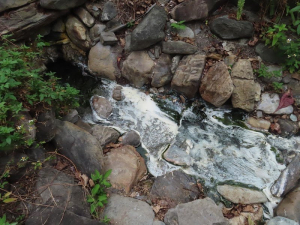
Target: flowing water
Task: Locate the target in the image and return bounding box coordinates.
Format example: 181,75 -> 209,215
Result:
83,80 -> 300,215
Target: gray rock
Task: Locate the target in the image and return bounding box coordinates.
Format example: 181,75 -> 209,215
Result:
255,43 -> 284,64
290,114 -> 298,122
163,146 -> 193,166
271,154 -> 300,197
151,54 -> 173,88
52,19 -> 66,32
74,7 -> 95,28
75,119 -> 92,134
91,125 -> 120,148
85,2 -> 101,18
231,59 -> 254,79
101,2 -> 117,22
35,167 -> 90,217
176,26 -> 195,39
112,86 -> 123,101
277,119 -> 299,138
91,95 -> 113,119
90,23 -> 106,43
267,216 -> 298,225
53,120 -> 104,175
103,146 -> 147,193
66,16 -> 92,51
171,55 -> 182,74
130,6 -> 167,51
0,0 -> 35,13
210,17 -> 254,40
88,42 -> 119,80
150,170 -> 200,205
259,65 -> 283,83
154,45 -> 161,59
171,54 -> 206,99
40,0 -> 87,10
162,41 -> 198,55
62,109 -> 79,124
153,221 -> 165,225
224,55 -> 236,66
217,185 -> 268,204
121,130 -> 141,147
121,51 -> 155,88
103,194 -> 155,224
100,31 -> 118,45
0,3 -> 67,41
275,186 -> 300,223
164,198 -> 227,225
36,109 -> 57,143
257,93 -> 294,115
26,206 -> 104,225
283,73 -> 292,84
200,61 -> 233,107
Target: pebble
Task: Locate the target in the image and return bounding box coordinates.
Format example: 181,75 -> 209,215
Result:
290,114 -> 298,122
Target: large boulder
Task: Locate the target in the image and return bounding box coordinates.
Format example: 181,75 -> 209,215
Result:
0,3 -> 67,40
103,194 -> 155,225
210,16 -> 254,39
275,186 -> 300,223
103,145 -> 147,193
200,61 -> 233,107
0,0 -> 35,13
151,54 -> 173,88
164,198 -> 227,225
40,0 -> 87,10
88,42 -> 119,80
53,120 -> 104,175
217,185 -> 268,204
66,16 -> 92,51
121,51 -> 155,88
130,6 -> 167,51
171,54 -> 206,99
150,170 -> 200,206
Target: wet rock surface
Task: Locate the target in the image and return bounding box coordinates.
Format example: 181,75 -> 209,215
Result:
91,125 -> 119,147
171,54 -> 206,98
120,130 -> 141,147
247,117 -> 271,130
277,119 -> 299,138
91,95 -> 113,119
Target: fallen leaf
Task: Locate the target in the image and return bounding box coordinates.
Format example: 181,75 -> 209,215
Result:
89,179 -> 95,187
80,174 -> 89,187
248,37 -> 258,46
55,161 -> 67,171
152,205 -> 161,213
274,89 -> 295,113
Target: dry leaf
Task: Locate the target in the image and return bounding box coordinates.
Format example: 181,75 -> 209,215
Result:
274,89 -> 294,113
81,174 -> 89,187
55,161 -> 68,171
152,205 -> 161,213
89,179 -> 95,187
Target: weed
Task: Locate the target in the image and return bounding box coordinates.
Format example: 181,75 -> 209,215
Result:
87,169 -> 112,218
101,215 -> 111,224
237,0 -> 245,20
171,20 -> 186,30
272,81 -> 284,92
126,20 -> 135,28
0,215 -> 17,225
286,3 -> 300,35
256,63 -> 282,79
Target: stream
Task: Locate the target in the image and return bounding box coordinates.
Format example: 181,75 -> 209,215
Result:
83,79 -> 300,216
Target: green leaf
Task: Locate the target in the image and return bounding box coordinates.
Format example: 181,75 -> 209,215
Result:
6,137 -> 11,145
297,25 -> 300,35
98,195 -> 107,202
87,195 -> 95,203
103,169 -> 112,179
103,180 -> 111,187
289,5 -> 300,13
97,201 -> 104,207
91,184 -> 100,196
95,170 -> 101,180
90,203 -> 97,214
3,197 -> 18,203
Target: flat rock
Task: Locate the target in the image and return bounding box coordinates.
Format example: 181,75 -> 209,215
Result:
231,79 -> 261,112
120,130 -> 141,147
103,146 -> 147,193
247,117 -> 271,130
163,146 -> 193,166
0,0 -> 35,13
271,154 -> 300,197
53,120 -> 104,175
88,42 -> 118,80
91,125 -> 119,148
130,6 -> 167,51
275,186 -> 300,223
171,54 -> 206,99
277,119 -> 299,138
210,17 -> 254,40
164,198 -> 227,225
100,31 -> 118,45
150,170 -> 200,205
103,194 -> 155,225
255,43 -> 284,64
151,54 -> 173,88
121,51 -> 155,88
40,0 -> 86,10
0,3 -> 67,40
176,26 -> 195,39
200,61 -> 233,107
101,2 -> 117,21
90,23 -> 106,43
231,59 -> 254,79
162,41 -> 197,55
267,216 -> 299,225
91,95 -> 113,119
74,7 -> 95,28
257,93 -> 294,114
66,15 -> 91,51
217,185 -> 268,204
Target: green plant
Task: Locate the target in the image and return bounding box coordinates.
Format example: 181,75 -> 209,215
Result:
272,81 -> 284,92
0,192 -> 17,204
0,34 -> 80,150
237,0 -> 245,20
87,169 -> 112,218
101,215 -> 110,224
126,20 -> 135,28
171,20 -> 186,30
286,3 -> 300,35
0,215 -> 17,225
256,63 -> 282,79
265,24 -> 288,46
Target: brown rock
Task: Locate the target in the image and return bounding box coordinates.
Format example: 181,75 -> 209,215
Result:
91,96 -> 112,119
247,117 -> 271,130
151,54 -> 173,88
200,61 -> 233,107
103,145 -> 147,193
231,59 -> 254,79
171,54 -> 206,99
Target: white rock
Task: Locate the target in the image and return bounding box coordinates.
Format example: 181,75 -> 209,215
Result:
257,93 -> 294,114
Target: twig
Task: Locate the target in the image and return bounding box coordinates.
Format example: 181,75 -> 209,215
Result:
47,151 -> 79,174
48,187 -> 58,206
59,190 -> 71,225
